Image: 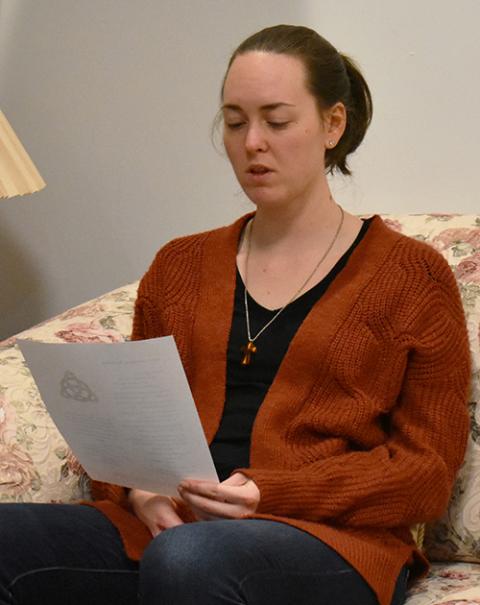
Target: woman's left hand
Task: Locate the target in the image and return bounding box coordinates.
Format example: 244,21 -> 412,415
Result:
177,472 -> 260,521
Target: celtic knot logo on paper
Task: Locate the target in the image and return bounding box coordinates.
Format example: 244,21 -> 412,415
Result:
60,370 -> 98,403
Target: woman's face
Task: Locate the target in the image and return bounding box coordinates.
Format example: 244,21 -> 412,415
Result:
222,51 -> 342,209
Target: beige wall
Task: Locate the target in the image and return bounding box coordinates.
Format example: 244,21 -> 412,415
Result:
0,0 -> 479,339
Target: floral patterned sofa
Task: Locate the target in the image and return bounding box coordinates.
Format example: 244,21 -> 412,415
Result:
1,214 -> 480,605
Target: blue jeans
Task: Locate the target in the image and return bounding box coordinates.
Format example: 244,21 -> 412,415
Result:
0,503 -> 408,605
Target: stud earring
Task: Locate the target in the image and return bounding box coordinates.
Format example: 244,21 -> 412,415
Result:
328,140 -> 335,147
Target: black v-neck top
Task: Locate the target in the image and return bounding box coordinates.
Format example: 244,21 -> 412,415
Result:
209,217 -> 373,481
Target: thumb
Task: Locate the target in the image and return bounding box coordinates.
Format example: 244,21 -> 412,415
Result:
148,508 -> 183,538
149,524 -> 162,538
158,507 -> 184,529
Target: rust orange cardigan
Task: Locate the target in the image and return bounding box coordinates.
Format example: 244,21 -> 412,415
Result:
88,214 -> 470,605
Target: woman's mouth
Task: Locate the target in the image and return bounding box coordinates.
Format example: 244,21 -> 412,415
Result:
246,165 -> 274,182
247,164 -> 272,175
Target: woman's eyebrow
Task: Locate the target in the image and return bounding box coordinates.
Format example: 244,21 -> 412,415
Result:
222,102 -> 295,111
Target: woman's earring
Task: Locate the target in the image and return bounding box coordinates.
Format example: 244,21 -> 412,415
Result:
328,140 -> 335,147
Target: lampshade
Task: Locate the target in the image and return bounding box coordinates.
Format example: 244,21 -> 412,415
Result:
0,109 -> 46,199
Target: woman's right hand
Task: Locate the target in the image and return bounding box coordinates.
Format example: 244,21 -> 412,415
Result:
128,488 -> 184,537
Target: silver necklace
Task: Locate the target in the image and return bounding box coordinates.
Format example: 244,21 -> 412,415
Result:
240,205 -> 345,366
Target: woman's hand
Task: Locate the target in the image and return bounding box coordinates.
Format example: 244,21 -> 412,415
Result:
177,472 -> 260,521
128,488 -> 184,537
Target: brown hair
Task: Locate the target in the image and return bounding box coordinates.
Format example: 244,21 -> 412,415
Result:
221,24 -> 373,176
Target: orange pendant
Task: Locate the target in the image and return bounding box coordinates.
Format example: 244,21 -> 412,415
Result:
241,341 -> 257,366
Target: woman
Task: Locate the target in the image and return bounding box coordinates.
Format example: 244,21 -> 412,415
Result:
0,24 -> 470,605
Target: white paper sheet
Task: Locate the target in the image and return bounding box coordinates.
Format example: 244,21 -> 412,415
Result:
17,337 -> 219,496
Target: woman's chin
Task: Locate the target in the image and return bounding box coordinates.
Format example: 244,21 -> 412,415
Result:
242,186 -> 288,208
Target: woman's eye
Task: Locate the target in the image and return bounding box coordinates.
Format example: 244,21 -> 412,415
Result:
225,122 -> 245,130
224,120 -> 289,131
267,121 -> 289,130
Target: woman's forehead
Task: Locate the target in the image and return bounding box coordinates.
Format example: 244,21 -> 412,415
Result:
223,51 -> 309,106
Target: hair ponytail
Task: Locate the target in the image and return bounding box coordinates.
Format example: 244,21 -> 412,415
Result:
327,53 -> 373,176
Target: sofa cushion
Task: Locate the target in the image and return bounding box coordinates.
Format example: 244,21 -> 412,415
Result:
405,562 -> 480,605
0,282 -> 138,503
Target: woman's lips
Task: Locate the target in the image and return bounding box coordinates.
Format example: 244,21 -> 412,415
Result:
245,165 -> 274,183
247,163 -> 272,173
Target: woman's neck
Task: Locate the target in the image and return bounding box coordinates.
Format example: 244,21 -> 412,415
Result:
248,193 -> 342,254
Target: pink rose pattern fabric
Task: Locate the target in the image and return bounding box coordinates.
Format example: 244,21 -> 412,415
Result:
406,563 -> 480,605
0,283 -> 138,503
456,252 -> 480,284
55,320 -> 123,343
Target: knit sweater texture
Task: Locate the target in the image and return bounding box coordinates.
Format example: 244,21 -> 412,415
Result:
89,214 -> 471,605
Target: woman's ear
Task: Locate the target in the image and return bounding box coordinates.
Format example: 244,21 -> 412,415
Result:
323,102 -> 347,148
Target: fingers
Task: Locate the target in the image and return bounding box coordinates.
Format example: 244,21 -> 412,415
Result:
149,524 -> 162,538
179,478 -> 258,506
221,472 -> 251,486
178,479 -> 244,503
155,504 -> 184,529
178,480 -> 223,500
177,476 -> 260,520
148,510 -> 183,537
178,489 -> 242,520
131,491 -> 184,538
147,506 -> 184,537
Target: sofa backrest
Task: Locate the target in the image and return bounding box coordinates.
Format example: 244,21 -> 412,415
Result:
384,215 -> 480,563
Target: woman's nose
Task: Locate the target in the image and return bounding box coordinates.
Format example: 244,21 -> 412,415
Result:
244,124 -> 268,153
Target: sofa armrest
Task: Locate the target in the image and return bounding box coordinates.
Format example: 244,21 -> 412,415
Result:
0,282 -> 138,503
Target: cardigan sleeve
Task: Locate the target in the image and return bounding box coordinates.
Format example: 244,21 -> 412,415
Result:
241,252 -> 471,528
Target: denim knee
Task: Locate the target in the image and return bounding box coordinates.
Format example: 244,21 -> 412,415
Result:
140,522 -> 212,583
139,521 -> 244,603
